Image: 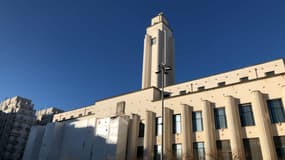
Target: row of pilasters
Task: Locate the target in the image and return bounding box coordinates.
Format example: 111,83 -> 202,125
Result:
137,89 -> 281,160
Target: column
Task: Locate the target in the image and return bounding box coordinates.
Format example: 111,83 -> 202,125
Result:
144,111 -> 156,160
141,34 -> 151,89
251,90 -> 277,160
202,100 -> 217,160
163,107 -> 173,159
181,104 -> 193,160
225,96 -> 245,160
127,114 -> 140,160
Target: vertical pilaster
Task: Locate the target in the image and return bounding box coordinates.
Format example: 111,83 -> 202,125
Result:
202,100 -> 217,160
163,107 -> 173,159
144,111 -> 156,160
127,114 -> 140,160
141,34 -> 151,89
225,96 -> 245,160
181,104 -> 193,160
251,90 -> 277,160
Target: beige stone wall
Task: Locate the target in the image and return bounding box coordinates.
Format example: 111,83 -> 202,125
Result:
141,13 -> 175,89
53,59 -> 285,159
165,58 -> 285,96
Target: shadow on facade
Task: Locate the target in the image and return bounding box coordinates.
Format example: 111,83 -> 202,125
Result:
23,120 -> 118,160
0,112 -> 16,160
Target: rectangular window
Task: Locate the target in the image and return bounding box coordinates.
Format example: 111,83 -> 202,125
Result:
193,142 -> 205,160
214,108 -> 227,129
265,71 -> 275,77
216,140 -> 232,160
218,82 -> 226,87
79,114 -> 82,117
192,112 -> 203,131
173,114 -> 181,134
274,136 -> 285,159
243,138 -> 263,160
239,103 -> 255,126
137,146 -> 144,160
156,117 -> 162,136
163,92 -> 171,98
139,122 -> 144,137
116,101 -> 125,115
267,99 -> 285,123
172,144 -> 182,160
198,86 -> 205,91
154,145 -> 161,160
179,90 -> 186,95
151,38 -> 156,45
240,76 -> 249,82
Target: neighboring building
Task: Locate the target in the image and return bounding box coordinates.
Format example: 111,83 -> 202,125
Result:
35,107 -> 63,125
48,13 -> 285,160
0,96 -> 36,160
0,111 -> 16,159
23,115 -> 129,160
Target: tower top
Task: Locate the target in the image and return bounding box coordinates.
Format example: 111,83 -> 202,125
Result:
151,12 -> 168,26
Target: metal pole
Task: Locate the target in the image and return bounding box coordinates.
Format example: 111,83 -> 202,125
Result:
161,65 -> 164,160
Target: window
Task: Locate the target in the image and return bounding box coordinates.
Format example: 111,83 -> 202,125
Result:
265,71 -> 275,77
79,114 -> 83,117
216,140 -> 232,160
218,82 -> 226,87
274,136 -> 285,159
139,122 -> 144,137
154,145 -> 161,160
156,117 -> 163,136
172,144 -> 182,160
193,142 -> 205,160
192,111 -> 203,131
214,108 -> 227,129
267,99 -> 285,123
116,101 -> 125,115
88,112 -> 92,115
239,103 -> 255,126
151,38 -> 156,45
198,86 -> 205,91
173,114 -> 181,134
179,90 -> 186,95
240,76 -> 249,82
243,138 -> 263,160
137,146 -> 144,160
163,92 -> 171,98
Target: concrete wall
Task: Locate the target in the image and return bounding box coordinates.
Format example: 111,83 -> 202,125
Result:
23,116 -> 129,160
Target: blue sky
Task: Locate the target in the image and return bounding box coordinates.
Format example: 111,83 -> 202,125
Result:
0,1 -> 284,111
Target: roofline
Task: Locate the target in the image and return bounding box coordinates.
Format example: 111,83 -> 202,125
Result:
95,87 -> 160,103
166,58 -> 284,88
154,72 -> 285,102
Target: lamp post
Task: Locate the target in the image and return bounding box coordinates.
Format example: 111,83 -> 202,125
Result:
156,63 -> 172,160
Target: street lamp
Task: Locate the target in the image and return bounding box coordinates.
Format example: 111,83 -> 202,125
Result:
156,63 -> 172,160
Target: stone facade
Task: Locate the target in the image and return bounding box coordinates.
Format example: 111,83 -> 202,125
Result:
0,96 -> 36,160
52,13 -> 285,160
35,107 -> 63,125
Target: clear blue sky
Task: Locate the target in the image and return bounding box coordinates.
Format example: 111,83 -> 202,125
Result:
0,1 -> 284,111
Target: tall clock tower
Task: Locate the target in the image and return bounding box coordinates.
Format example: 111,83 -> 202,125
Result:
141,12 -> 175,89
